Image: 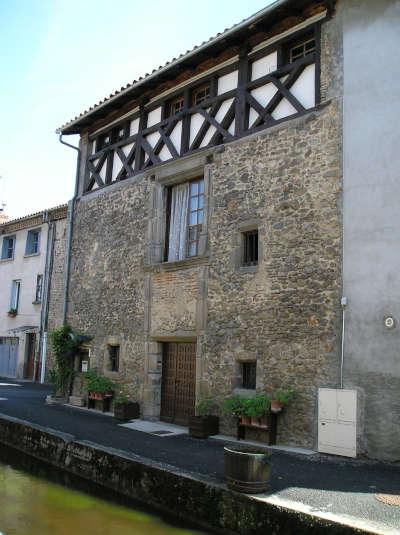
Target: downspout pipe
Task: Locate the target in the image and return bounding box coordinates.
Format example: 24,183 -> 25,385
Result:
59,134 -> 81,324
38,215 -> 55,382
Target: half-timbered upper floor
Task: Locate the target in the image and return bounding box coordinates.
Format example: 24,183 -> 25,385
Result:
58,1 -> 335,195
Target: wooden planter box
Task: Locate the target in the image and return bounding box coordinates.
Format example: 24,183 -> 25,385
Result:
87,391 -> 113,412
237,413 -> 277,445
114,401 -> 140,421
189,415 -> 219,439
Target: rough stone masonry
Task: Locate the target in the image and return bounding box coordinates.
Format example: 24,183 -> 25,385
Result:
66,12 -> 343,449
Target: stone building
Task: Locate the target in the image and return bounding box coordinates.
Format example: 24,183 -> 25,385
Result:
57,0 -> 400,461
0,205 -> 67,381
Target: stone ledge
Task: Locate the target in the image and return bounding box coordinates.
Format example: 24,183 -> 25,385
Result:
0,413 -> 369,535
144,255 -> 209,273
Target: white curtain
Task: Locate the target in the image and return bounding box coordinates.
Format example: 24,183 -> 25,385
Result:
168,183 -> 189,261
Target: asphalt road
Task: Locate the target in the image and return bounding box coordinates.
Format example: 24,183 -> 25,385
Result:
0,379 -> 399,534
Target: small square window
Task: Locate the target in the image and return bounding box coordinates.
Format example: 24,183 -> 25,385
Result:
192,84 -> 210,106
109,345 -> 120,372
25,229 -> 40,255
114,122 -> 128,142
242,229 -> 258,266
169,95 -> 184,116
241,362 -> 256,390
1,236 -> 15,260
289,38 -> 316,63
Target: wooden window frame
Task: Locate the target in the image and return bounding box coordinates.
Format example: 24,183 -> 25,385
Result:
10,280 -> 21,311
163,176 -> 205,262
168,94 -> 185,117
96,131 -> 112,152
25,229 -> 41,256
96,122 -> 129,152
191,83 -> 211,107
285,32 -> 316,64
1,235 -> 15,260
186,178 -> 205,258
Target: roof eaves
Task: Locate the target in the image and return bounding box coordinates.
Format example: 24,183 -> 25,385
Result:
0,204 -> 68,230
57,0 -> 292,135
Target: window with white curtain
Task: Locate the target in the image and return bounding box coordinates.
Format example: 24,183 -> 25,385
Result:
167,177 -> 204,261
10,280 -> 21,311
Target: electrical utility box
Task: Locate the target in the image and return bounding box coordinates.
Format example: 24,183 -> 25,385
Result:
318,388 -> 357,458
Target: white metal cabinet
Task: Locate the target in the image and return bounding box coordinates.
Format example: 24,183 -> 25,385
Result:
318,388 -> 357,457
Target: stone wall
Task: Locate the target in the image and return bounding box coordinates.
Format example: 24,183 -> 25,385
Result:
66,12 -> 342,448
45,217 -> 68,374
203,100 -> 342,446
0,414 -> 363,535
68,178 -> 151,400
47,218 -> 67,333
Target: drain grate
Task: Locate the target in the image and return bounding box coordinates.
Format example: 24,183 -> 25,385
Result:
150,430 -> 174,435
375,494 -> 400,507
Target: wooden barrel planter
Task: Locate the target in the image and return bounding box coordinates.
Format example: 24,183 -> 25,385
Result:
114,401 -> 140,422
224,445 -> 271,493
188,415 -> 219,438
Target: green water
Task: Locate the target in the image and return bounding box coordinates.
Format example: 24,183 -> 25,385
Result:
0,460 -> 205,535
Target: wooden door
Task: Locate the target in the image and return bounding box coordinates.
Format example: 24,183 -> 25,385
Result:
24,333 -> 36,380
160,342 -> 196,426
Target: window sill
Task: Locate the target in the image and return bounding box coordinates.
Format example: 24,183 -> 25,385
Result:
233,387 -> 257,397
0,257 -> 14,263
147,255 -> 209,272
24,252 -> 40,258
32,300 -> 42,305
237,264 -> 258,274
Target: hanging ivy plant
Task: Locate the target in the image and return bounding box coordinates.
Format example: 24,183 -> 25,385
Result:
49,325 -> 90,397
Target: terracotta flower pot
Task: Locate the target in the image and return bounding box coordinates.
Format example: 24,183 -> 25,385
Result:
251,416 -> 261,426
258,416 -> 268,428
270,399 -> 283,413
239,415 -> 251,426
89,391 -> 113,401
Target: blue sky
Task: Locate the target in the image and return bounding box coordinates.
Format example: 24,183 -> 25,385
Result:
0,0 -> 273,219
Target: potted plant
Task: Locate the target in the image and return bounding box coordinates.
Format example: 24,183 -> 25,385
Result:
223,395 -> 245,421
247,395 -> 270,427
113,391 -> 140,421
223,395 -> 270,427
270,387 -> 295,413
7,308 -> 17,317
188,398 -> 219,439
83,370 -> 116,410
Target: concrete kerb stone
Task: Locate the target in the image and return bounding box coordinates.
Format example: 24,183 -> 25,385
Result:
0,413 -> 371,535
